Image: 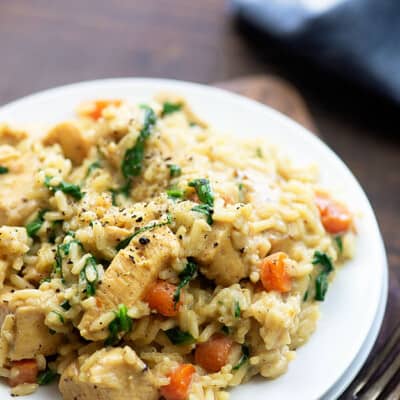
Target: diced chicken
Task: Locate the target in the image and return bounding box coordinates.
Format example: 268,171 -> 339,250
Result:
78,226 -> 180,341
59,346 -> 158,400
194,225 -> 247,286
0,151 -> 41,226
0,124 -> 27,146
11,306 -> 62,360
0,290 -> 62,361
43,122 -> 90,164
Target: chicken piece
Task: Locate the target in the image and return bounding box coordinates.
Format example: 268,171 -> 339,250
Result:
59,346 -> 158,400
0,151 -> 41,226
43,122 -> 90,164
11,306 -> 62,360
78,226 -> 180,341
0,124 -> 27,146
195,225 -> 247,286
0,290 -> 62,360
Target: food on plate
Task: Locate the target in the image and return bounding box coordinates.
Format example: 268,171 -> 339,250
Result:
0,95 -> 355,398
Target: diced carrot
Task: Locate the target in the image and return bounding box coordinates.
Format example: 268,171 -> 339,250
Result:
83,99 -> 122,120
144,280 -> 182,317
221,194 -> 234,205
8,359 -> 38,387
315,191 -> 352,234
95,297 -> 103,308
260,252 -> 291,293
194,334 -> 234,373
160,364 -> 196,400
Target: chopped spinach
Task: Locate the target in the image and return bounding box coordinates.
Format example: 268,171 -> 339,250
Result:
335,236 -> 343,255
188,178 -> 214,206
105,304 -> 133,346
54,236 -> 83,282
164,327 -> 195,345
168,164 -> 182,178
51,310 -> 65,324
303,289 -> 309,302
166,187 -> 185,199
37,368 -> 58,385
60,300 -> 71,310
162,102 -> 182,116
191,203 -> 214,225
312,251 -> 334,301
58,238 -> 83,256
232,345 -> 250,370
0,166 -> 9,174
234,301 -> 241,318
80,256 -> 99,297
54,245 -> 64,281
44,176 -> 84,200
85,160 -> 101,178
110,181 -> 131,206
173,259 -> 198,304
48,220 -> 63,244
26,209 -> 48,237
121,105 -> 156,179
116,213 -> 172,251
188,178 -> 214,225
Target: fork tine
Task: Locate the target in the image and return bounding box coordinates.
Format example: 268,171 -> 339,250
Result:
359,350 -> 400,400
351,323 -> 400,398
386,380 -> 400,400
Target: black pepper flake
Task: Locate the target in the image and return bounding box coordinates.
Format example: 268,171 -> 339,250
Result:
213,242 -> 219,247
239,248 -> 245,254
139,237 -> 150,245
178,235 -> 183,240
136,216 -> 143,222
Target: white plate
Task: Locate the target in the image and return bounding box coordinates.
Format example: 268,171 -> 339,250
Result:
0,79 -> 388,400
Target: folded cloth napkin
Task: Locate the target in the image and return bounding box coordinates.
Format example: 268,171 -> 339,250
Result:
231,0 -> 400,105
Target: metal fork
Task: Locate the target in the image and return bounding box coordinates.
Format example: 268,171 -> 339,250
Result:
347,323 -> 400,400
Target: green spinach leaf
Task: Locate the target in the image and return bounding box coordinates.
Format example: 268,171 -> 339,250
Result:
116,213 -> 172,251
173,259 -> 198,304
45,176 -> 84,200
162,102 -> 182,116
164,327 -> 195,345
312,251 -> 334,301
121,106 -> 156,179
26,209 -> 48,237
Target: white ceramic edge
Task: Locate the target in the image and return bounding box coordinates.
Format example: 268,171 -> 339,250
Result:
0,78 -> 388,399
322,254 -> 388,399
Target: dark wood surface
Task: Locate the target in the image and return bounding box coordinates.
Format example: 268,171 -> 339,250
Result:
0,1 -> 399,396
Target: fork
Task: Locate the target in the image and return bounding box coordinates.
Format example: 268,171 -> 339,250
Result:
347,323 -> 400,399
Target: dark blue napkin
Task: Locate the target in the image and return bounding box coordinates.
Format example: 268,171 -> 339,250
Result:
231,0 -> 400,105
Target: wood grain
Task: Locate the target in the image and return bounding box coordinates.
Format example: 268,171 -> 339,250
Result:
0,1 -> 398,395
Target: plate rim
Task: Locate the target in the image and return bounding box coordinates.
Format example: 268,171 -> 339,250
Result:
0,77 -> 389,399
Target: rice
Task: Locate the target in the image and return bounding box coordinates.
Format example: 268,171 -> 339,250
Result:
0,94 -> 355,398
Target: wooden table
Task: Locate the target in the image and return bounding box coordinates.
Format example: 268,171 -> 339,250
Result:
0,0 -> 399,396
